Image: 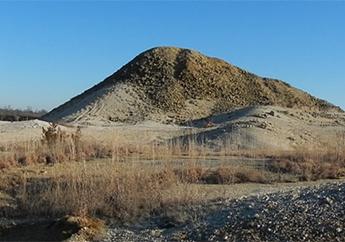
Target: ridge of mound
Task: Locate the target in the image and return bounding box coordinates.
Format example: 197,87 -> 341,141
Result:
43,47 -> 341,124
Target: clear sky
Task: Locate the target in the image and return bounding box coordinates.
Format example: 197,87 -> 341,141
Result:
0,1 -> 344,111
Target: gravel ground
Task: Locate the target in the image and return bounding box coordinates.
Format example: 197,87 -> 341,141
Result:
101,181 -> 345,242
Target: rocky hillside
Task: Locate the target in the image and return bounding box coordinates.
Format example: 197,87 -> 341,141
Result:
43,47 -> 341,124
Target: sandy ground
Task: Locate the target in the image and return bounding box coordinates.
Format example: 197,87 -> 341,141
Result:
1,105 -> 344,151
0,120 -> 51,143
183,105 -> 345,150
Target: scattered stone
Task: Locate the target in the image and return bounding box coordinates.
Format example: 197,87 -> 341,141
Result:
101,182 -> 345,242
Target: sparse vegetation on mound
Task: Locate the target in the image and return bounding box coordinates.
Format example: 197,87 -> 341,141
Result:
43,47 -> 341,124
125,47 -> 336,112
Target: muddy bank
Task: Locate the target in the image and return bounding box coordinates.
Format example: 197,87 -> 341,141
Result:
0,216 -> 104,242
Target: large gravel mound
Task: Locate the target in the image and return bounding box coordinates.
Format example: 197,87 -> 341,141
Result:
43,47 -> 341,124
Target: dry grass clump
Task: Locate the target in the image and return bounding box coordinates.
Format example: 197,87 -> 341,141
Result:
201,166 -> 268,184
174,162 -> 204,183
0,123 -> 113,169
268,140 -> 345,181
0,141 -> 43,168
226,167 -> 267,183
269,158 -> 344,181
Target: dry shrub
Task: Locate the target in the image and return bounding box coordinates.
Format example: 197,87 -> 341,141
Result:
269,158 -> 344,181
174,162 -> 204,183
41,123 -> 84,163
264,136 -> 345,181
201,166 -> 234,184
201,166 -> 268,184
234,168 -> 268,183
0,123 -> 115,169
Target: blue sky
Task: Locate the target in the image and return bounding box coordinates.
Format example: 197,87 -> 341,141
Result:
0,1 -> 344,111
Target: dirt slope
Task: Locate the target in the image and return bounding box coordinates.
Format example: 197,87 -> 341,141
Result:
43,47 -> 341,124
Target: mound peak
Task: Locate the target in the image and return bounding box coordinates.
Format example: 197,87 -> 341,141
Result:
43,46 -> 341,124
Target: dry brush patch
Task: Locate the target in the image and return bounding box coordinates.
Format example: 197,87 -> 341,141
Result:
268,149 -> 345,181
1,159 -> 271,226
266,134 -> 345,181
6,161 -> 181,222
